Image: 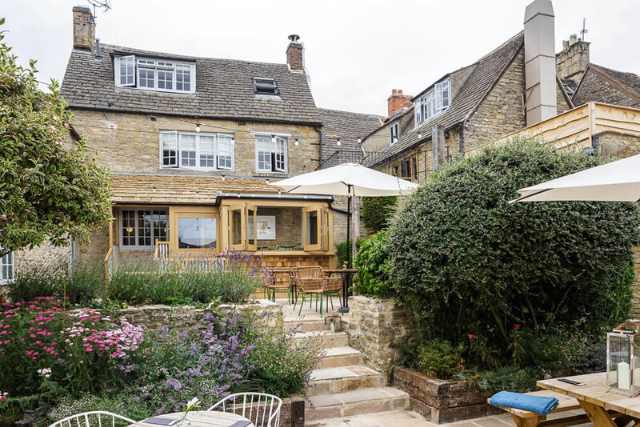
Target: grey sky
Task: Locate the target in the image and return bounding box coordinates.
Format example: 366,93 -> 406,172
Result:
3,0 -> 640,117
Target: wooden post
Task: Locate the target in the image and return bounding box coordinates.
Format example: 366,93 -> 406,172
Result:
433,124 -> 445,172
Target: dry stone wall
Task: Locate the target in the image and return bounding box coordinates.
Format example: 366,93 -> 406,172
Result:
345,295 -> 413,376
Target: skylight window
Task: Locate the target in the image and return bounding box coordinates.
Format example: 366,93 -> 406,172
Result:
115,55 -> 195,94
253,78 -> 279,96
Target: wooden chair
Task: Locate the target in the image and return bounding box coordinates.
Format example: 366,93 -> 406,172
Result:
208,392 -> 282,427
48,411 -> 136,427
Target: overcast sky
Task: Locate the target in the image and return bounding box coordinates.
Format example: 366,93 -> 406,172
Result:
3,0 -> 640,117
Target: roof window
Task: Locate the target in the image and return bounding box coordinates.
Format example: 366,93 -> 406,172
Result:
253,78 -> 279,96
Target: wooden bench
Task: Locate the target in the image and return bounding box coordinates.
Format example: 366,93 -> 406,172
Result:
489,390 -> 589,427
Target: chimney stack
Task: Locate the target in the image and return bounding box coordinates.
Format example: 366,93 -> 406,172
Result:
387,89 -> 413,117
556,34 -> 590,86
524,0 -> 557,125
286,34 -> 304,71
73,6 -> 95,51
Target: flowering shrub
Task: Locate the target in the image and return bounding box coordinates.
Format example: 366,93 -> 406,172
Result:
0,301 -> 319,426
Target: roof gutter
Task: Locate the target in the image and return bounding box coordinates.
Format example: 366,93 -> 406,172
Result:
215,191 -> 333,202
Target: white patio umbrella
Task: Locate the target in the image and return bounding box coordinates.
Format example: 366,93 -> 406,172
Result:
270,163 -> 419,310
512,154 -> 640,203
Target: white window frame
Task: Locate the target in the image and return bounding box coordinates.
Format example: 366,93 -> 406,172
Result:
0,251 -> 13,286
114,55 -> 196,94
390,123 -> 399,145
119,208 -> 169,250
159,131 -> 235,171
414,78 -> 451,126
255,135 -> 288,174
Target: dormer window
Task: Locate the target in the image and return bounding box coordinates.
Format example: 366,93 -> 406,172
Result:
115,55 -> 195,93
253,78 -> 279,96
390,123 -> 399,145
415,79 -> 450,125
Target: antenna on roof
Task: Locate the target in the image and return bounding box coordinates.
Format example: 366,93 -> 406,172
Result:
86,0 -> 112,26
580,18 -> 588,41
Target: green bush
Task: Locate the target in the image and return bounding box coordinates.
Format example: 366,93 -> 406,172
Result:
415,339 -> 464,380
362,196 -> 396,232
387,139 -> 640,369
353,232 -> 391,297
7,258 -> 104,304
108,250 -> 264,305
335,239 -> 365,268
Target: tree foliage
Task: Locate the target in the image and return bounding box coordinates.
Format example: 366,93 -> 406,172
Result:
387,139 -> 640,367
0,18 -> 111,255
361,196 -> 396,233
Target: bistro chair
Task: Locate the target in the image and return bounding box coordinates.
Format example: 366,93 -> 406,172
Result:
48,411 -> 136,427
293,266 -> 331,317
321,272 -> 343,311
264,268 -> 295,303
208,392 -> 282,427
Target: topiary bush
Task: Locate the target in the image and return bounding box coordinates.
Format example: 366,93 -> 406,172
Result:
353,231 -> 391,297
387,139 -> 640,369
361,196 -> 397,233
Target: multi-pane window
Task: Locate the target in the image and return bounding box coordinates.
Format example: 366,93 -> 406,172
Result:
121,209 -> 168,249
256,136 -> 287,173
160,132 -> 234,170
0,251 -> 13,285
115,55 -> 196,93
253,78 -> 279,96
414,78 -> 451,126
390,123 -> 399,145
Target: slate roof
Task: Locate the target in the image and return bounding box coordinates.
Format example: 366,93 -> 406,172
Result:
61,44 -> 321,125
318,108 -> 384,162
110,172 -> 278,205
364,31 -> 525,166
572,63 -> 640,107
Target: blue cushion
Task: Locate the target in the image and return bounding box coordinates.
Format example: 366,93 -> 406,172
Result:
490,391 -> 559,415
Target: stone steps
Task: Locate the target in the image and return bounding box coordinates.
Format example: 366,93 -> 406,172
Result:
291,331 -> 348,349
284,319 -> 327,333
319,347 -> 362,369
308,365 -> 385,396
305,387 -> 410,422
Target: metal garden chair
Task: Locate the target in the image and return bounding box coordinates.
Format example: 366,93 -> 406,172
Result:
207,392 -> 282,427
48,411 -> 136,427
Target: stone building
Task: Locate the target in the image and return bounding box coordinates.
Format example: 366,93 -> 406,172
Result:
358,1 -> 573,182
2,6 -> 383,285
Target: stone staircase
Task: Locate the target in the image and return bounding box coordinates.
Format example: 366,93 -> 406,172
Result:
287,316 -> 411,425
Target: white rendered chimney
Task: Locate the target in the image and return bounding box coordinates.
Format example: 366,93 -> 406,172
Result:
524,0 -> 557,125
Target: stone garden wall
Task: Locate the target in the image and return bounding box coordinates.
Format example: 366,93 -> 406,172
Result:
100,299 -> 283,331
345,295 -> 413,376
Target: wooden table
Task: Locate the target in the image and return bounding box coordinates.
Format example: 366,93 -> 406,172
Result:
538,372 -> 640,427
131,411 -> 254,427
323,268 -> 358,310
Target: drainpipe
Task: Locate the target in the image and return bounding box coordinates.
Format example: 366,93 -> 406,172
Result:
315,125 -> 323,169
457,123 -> 464,154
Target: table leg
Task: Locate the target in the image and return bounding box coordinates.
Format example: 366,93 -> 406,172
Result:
578,400 -> 618,427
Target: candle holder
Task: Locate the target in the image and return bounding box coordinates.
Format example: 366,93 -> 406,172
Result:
607,322 -> 640,396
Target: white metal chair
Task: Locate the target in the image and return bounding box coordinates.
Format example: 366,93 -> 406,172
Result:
207,393 -> 282,427
48,411 -> 137,427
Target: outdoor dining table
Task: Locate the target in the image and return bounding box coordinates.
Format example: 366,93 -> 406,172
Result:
323,268 -> 358,311
537,372 -> 640,427
131,411 -> 254,427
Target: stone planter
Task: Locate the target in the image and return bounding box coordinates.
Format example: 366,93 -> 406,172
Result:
345,295 -> 413,375
392,366 -> 501,424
